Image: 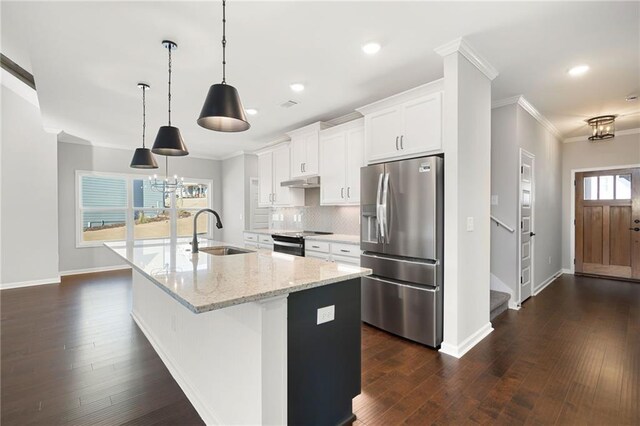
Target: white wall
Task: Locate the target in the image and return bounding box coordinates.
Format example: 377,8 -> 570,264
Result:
1,84 -> 59,287
440,50 -> 493,358
58,141 -> 223,273
490,105 -> 519,299
561,132 -> 640,270
490,102 -> 563,302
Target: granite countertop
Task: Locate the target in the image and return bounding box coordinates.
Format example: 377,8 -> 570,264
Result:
105,238 -> 371,314
244,229 -> 360,245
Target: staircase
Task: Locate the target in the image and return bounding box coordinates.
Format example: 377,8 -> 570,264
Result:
490,290 -> 511,320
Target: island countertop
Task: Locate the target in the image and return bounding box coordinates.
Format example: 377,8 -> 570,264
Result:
105,239 -> 371,314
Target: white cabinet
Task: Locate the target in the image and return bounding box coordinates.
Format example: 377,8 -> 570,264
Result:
356,80 -> 443,164
319,119 -> 364,206
305,240 -> 361,266
257,144 -> 304,208
287,122 -> 331,178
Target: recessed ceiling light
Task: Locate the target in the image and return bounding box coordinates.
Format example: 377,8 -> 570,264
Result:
245,108 -> 258,115
568,64 -> 589,77
362,42 -> 381,55
290,83 -> 305,92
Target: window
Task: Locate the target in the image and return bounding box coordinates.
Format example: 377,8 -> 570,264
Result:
77,171 -> 212,247
583,174 -> 632,201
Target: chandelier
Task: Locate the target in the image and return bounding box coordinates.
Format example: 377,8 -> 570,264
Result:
587,115 -> 616,141
148,156 -> 184,193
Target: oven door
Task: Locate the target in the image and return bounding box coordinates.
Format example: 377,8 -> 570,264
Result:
272,236 -> 304,257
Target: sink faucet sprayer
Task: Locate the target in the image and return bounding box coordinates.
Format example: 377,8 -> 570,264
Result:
191,209 -> 223,253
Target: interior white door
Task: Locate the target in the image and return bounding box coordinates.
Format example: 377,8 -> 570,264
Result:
320,132 -> 347,205
366,106 -> 402,162
519,149 -> 535,303
401,92 -> 442,155
345,126 -> 364,204
272,145 -> 291,206
258,152 -> 273,207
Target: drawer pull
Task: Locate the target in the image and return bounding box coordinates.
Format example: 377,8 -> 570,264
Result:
311,245 -> 320,248
340,249 -> 350,253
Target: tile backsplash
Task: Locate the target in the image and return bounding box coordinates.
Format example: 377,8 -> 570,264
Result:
268,188 -> 360,235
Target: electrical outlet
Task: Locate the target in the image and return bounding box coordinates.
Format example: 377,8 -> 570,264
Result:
466,217 -> 474,232
317,305 -> 335,325
491,195 -> 499,205
548,256 -> 552,265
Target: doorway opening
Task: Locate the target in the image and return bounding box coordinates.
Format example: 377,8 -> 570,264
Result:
574,167 -> 640,281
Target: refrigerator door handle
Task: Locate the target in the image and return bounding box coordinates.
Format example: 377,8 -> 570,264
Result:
365,275 -> 439,293
376,173 -> 384,242
381,172 -> 390,243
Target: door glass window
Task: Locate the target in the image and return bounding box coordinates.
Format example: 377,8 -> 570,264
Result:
616,174 -> 631,199
584,176 -> 598,200
599,176 -> 614,200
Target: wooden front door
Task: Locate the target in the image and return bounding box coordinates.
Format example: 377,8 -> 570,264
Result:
575,168 -> 640,280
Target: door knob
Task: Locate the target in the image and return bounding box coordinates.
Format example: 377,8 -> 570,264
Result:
530,232 -> 536,237
629,227 -> 640,232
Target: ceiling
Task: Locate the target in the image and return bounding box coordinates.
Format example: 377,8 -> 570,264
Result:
2,1 -> 639,158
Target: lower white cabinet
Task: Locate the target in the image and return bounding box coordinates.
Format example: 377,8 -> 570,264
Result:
244,232 -> 272,251
305,241 -> 360,266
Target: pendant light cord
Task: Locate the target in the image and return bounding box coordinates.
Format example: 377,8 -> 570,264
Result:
168,44 -> 172,126
221,0 -> 226,84
142,85 -> 147,148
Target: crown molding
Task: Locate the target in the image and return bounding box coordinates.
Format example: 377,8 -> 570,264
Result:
434,37 -> 499,81
492,95 -> 562,140
327,111 -> 363,126
563,127 -> 640,143
219,151 -> 246,161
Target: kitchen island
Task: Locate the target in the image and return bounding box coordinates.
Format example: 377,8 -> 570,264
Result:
106,238 -> 371,425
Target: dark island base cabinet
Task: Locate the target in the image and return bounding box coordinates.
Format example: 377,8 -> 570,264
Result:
288,278 -> 362,426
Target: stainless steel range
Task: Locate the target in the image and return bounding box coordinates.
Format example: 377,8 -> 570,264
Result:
271,231 -> 333,257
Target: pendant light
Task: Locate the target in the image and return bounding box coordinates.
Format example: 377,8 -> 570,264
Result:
130,83 -> 159,169
197,0 -> 250,132
152,40 -> 189,156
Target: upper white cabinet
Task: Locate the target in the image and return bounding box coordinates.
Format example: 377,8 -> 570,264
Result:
286,122 -> 331,178
356,80 -> 443,164
319,118 -> 364,206
257,143 -> 304,207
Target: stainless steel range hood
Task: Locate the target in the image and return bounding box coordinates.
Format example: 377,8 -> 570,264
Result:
280,176 -> 320,188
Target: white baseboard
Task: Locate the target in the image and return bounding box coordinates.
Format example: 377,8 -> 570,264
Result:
439,322 -> 493,359
60,265 -> 131,277
1,276 -> 60,290
562,268 -> 573,274
131,311 -> 219,425
533,270 -> 563,296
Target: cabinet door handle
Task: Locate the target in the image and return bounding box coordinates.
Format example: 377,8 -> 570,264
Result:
347,187 -> 351,198
303,163 -> 306,173
341,187 -> 345,198
300,163 -> 303,173
400,135 -> 404,150
273,193 -> 276,202
395,136 -> 399,150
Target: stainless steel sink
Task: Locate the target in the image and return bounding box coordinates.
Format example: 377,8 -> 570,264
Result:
197,246 -> 254,256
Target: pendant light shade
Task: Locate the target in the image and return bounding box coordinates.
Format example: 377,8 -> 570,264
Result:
152,40 -> 189,156
197,0 -> 250,132
130,147 -> 158,168
198,83 -> 250,132
152,125 -> 189,156
130,83 -> 158,169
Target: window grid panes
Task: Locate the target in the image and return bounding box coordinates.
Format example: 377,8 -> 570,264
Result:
78,172 -> 212,246
583,174 -> 633,201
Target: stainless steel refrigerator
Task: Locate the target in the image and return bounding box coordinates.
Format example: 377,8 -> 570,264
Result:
360,155 -> 444,347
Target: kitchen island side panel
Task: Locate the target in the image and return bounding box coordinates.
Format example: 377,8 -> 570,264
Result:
288,278 -> 362,425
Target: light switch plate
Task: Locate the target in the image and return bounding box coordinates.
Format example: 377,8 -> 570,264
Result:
317,305 -> 335,325
466,217 -> 474,232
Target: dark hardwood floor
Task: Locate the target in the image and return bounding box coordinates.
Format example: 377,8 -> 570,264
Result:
2,272 -> 638,425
